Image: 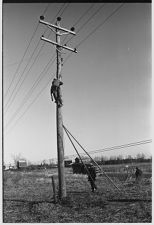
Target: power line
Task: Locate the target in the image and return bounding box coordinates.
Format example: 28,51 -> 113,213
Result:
65,3 -> 106,45
73,3 -> 95,27
4,3 -> 70,130
64,3 -> 125,64
5,3 -> 125,133
4,23 -> 40,99
5,3 -> 105,117
5,56 -> 57,129
65,139 -> 152,158
4,3 -> 70,113
5,3 -> 102,115
42,3 -> 51,15
76,3 -> 125,48
5,3 -> 99,129
4,39 -> 42,112
5,72 -> 56,135
4,3 -> 51,99
5,3 -> 96,116
62,3 -> 95,44
3,3 -> 67,70
4,58 -> 30,68
58,3 -> 70,17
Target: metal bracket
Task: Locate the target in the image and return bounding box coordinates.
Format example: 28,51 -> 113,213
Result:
47,26 -> 66,36
55,47 -> 62,53
60,32 -> 70,36
55,47 -> 66,54
47,25 -> 57,34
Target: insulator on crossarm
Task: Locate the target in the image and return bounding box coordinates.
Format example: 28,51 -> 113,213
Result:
57,17 -> 61,21
40,15 -> 45,20
71,27 -> 75,32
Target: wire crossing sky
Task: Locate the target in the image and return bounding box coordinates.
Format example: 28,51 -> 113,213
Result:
4,3 -> 68,112
4,3 -> 51,100
3,3 -> 151,164
5,3 -> 122,133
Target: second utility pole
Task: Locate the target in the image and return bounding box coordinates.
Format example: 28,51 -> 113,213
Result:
39,16 -> 77,200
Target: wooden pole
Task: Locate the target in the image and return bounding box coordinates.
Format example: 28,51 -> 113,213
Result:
39,16 -> 76,200
56,18 -> 66,199
51,176 -> 57,203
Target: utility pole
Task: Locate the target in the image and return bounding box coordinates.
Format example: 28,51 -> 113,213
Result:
39,16 -> 77,200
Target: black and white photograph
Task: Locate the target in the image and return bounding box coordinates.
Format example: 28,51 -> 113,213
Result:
2,0 -> 152,223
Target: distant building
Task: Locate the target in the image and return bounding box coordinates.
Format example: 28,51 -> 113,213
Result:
17,160 -> 27,169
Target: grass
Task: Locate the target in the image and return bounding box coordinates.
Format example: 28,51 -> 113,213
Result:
3,163 -> 152,223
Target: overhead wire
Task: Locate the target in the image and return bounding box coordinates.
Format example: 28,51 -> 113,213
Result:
64,3 -> 125,65
5,3 -> 125,134
5,3 -> 103,130
5,3 -> 106,122
5,3 -> 102,115
42,3 -> 51,15
65,139 -> 152,158
62,3 -> 95,44
64,3 -> 106,45
76,3 -> 125,48
4,58 -> 30,68
4,3 -> 70,131
4,3 -> 51,99
6,3 -> 97,115
5,56 -> 57,129
5,2 -> 101,113
4,3 -> 69,112
5,2 -> 94,114
4,39 -> 42,112
3,2 -> 66,69
5,71 -> 56,135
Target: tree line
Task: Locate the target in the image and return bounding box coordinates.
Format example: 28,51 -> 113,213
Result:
92,153 -> 152,165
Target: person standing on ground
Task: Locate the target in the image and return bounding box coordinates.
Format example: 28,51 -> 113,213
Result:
87,165 -> 97,192
135,167 -> 143,183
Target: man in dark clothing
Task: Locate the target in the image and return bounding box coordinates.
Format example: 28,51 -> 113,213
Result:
135,167 -> 143,182
75,157 -> 80,163
87,166 -> 97,192
50,78 -> 63,106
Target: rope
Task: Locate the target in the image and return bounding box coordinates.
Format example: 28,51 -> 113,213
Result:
63,125 -> 122,192
63,125 -> 97,190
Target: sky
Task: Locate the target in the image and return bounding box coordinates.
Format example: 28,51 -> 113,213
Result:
3,2 -> 152,165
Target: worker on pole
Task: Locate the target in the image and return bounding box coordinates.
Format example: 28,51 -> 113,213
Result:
50,78 -> 63,107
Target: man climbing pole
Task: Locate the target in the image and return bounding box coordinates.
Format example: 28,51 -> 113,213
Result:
87,165 -> 97,192
50,78 -> 63,107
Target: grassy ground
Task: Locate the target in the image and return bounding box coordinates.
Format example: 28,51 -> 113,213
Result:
3,164 -> 152,223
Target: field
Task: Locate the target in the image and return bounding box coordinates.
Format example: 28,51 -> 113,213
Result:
3,163 -> 152,223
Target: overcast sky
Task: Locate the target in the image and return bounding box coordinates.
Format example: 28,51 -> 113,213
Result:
3,2 -> 151,164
